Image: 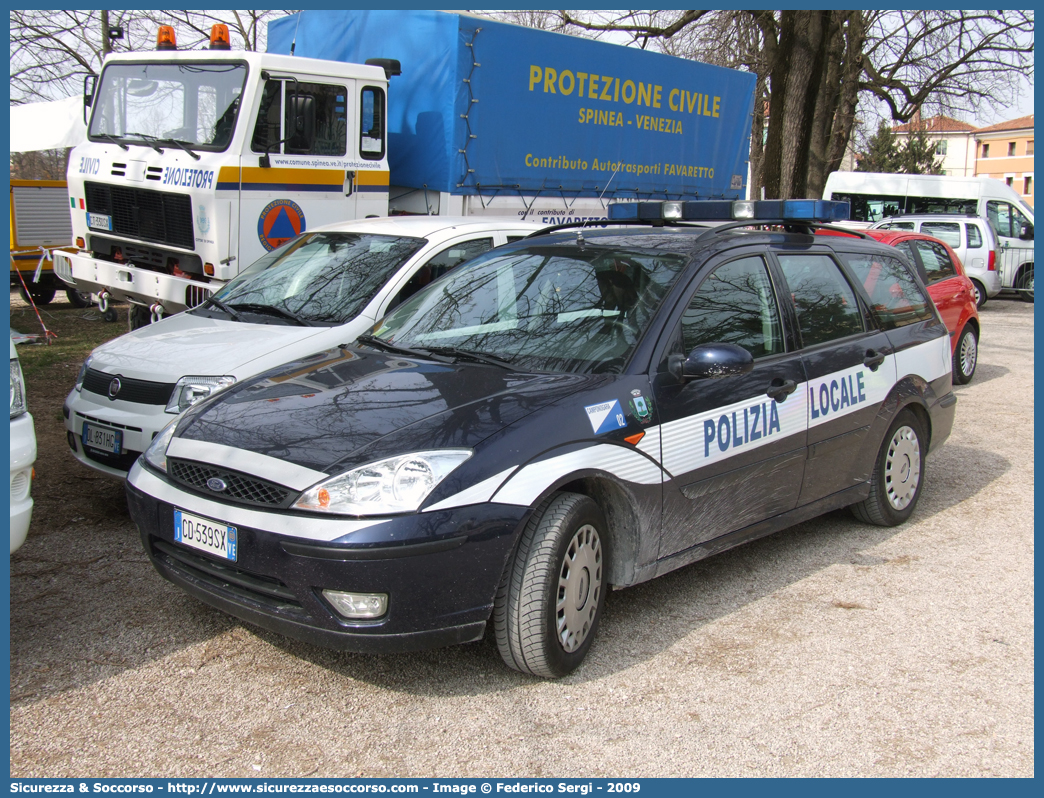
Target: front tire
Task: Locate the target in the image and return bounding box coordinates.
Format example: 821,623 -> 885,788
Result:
1019,266 -> 1034,303
494,492 -> 608,678
851,410 -> 925,527
65,288 -> 92,308
18,283 -> 56,305
952,326 -> 978,385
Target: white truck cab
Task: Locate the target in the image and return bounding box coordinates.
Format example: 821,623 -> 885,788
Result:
55,29 -> 393,321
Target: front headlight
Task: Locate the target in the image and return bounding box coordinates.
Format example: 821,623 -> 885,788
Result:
165,375 -> 236,414
10,358 -> 27,418
74,354 -> 93,392
143,417 -> 180,473
293,450 -> 472,515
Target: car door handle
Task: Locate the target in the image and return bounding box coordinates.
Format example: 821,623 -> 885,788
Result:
766,378 -> 797,402
863,349 -> 886,371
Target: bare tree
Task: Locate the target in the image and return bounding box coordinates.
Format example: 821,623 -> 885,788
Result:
10,10 -> 296,104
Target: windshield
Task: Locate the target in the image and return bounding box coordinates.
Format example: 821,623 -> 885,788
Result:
89,61 -> 248,151
373,241 -> 688,374
195,232 -> 425,325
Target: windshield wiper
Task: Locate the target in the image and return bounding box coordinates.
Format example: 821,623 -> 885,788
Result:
226,302 -> 316,327
200,295 -> 242,321
94,133 -> 129,151
159,138 -> 201,161
425,346 -> 519,371
122,132 -> 164,153
354,334 -> 453,363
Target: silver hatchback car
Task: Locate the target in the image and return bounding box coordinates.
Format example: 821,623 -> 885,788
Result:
872,214 -> 1001,308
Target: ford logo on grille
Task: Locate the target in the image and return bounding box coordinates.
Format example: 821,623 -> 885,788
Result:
107,377 -> 121,399
206,477 -> 228,492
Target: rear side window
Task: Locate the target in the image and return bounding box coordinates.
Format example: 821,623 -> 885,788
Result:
390,238 -> 494,310
776,254 -> 864,347
360,86 -> 385,160
839,253 -> 935,330
920,222 -> 961,248
967,224 -> 983,248
914,240 -> 957,283
880,222 -> 915,231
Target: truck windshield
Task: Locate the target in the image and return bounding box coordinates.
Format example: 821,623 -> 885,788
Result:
373,240 -> 688,374
196,233 -> 426,326
89,62 -> 248,151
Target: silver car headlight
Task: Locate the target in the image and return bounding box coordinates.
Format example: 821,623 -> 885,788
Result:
293,450 -> 473,515
165,375 -> 236,414
74,354 -> 93,392
143,417 -> 180,473
10,357 -> 27,418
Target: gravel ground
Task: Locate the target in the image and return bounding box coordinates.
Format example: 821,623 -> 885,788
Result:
9,297 -> 1034,778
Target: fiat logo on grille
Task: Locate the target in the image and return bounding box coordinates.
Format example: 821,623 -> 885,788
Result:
107,377 -> 122,399
206,477 -> 228,492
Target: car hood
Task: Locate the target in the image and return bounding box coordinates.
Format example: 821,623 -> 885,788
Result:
88,313 -> 336,381
177,347 -> 593,474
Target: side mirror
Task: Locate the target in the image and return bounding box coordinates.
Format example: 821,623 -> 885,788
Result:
1020,222 -> 1034,241
669,342 -> 754,383
287,93 -> 316,150
83,73 -> 98,124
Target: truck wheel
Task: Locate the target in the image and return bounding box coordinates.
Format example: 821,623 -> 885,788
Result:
952,326 -> 977,385
970,280 -> 987,309
851,410 -> 925,527
65,288 -> 92,308
18,284 -> 56,306
130,305 -> 152,330
494,492 -> 608,678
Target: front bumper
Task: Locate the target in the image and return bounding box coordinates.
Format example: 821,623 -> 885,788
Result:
58,250 -> 213,314
65,388 -> 171,477
10,411 -> 36,553
125,462 -> 531,653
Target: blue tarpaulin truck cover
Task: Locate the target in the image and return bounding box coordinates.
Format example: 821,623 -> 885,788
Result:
268,10 -> 755,200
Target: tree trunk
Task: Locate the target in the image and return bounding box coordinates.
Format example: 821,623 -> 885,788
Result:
818,12 -> 866,197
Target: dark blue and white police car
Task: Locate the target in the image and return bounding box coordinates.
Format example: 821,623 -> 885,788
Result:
126,200 -> 956,678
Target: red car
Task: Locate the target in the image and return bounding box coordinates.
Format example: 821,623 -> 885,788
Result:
820,228 -> 980,384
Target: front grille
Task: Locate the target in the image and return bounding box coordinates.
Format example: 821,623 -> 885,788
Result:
168,458 -> 295,509
85,181 -> 193,249
82,368 -> 176,405
151,538 -> 305,614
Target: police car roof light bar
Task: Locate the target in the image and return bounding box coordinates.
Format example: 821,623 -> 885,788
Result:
607,199 -> 851,224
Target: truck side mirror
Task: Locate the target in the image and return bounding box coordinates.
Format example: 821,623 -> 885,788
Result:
287,94 -> 316,151
668,342 -> 754,383
1020,222 -> 1034,241
83,73 -> 98,124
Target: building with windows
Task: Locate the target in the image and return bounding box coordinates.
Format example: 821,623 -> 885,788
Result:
891,115 -> 978,177
974,115 -> 1034,209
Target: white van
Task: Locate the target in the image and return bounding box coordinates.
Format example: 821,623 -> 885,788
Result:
823,172 -> 1034,300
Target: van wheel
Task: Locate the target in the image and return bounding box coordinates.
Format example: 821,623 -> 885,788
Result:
851,410 -> 925,527
952,326 -> 977,385
1019,266 -> 1033,302
494,492 -> 607,678
970,280 -> 987,308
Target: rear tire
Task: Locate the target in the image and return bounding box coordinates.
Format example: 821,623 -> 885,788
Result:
130,305 -> 152,330
494,492 -> 608,678
970,280 -> 987,309
851,410 -> 925,527
952,326 -> 978,385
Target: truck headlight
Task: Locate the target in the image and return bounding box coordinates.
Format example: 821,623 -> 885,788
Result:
10,358 -> 27,418
165,375 -> 236,414
143,417 -> 180,473
74,355 -> 93,392
293,450 -> 472,515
